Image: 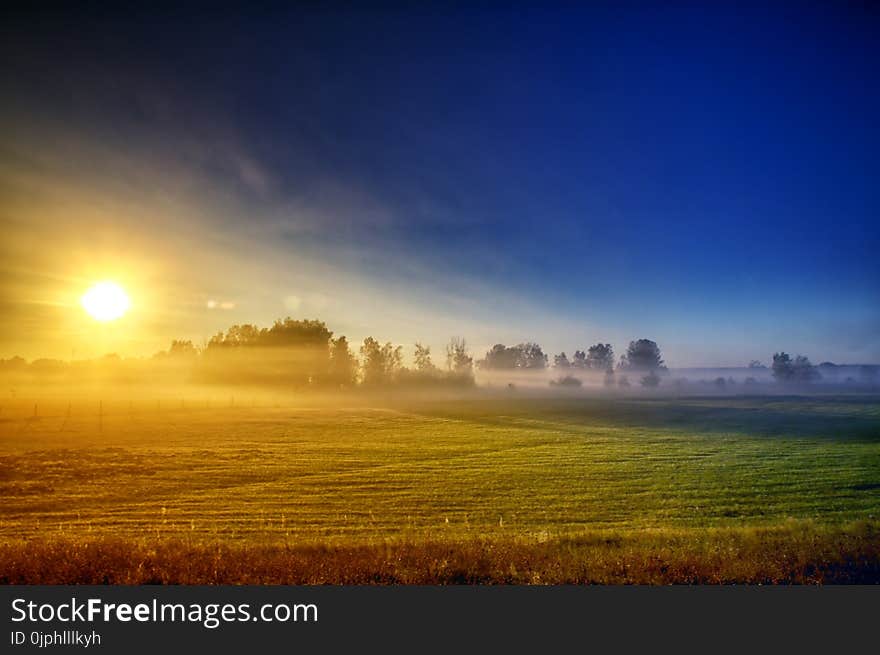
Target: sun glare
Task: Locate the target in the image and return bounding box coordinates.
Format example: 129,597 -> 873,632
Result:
81,281 -> 131,321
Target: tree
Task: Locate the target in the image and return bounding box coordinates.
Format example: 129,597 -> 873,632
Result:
480,344 -> 519,369
620,339 -> 664,371
550,375 -> 582,388
772,352 -> 794,381
554,352 -> 571,369
480,343 -> 548,370
168,340 -> 198,358
792,355 -> 820,383
208,323 -> 261,348
571,350 -> 587,369
206,318 -> 332,350
773,352 -> 819,383
748,360 -> 765,369
586,343 -> 614,371
517,342 -> 547,369
641,371 -> 661,388
414,343 -> 436,373
202,318 -> 334,386
446,337 -> 473,375
329,336 -> 357,386
360,337 -> 403,385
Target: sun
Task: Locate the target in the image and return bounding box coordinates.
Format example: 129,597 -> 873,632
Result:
81,281 -> 131,321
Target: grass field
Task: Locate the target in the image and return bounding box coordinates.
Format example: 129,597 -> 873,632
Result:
1,393 -> 879,583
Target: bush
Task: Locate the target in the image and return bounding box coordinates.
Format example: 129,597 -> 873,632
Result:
550,375 -> 582,388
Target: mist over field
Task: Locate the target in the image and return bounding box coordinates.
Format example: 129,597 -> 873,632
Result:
2,316 -> 876,404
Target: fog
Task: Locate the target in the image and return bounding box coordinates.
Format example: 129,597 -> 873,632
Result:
1,350 -> 877,417
477,364 -> 879,395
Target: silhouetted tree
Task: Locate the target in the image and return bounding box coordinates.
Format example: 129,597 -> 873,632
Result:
571,350 -> 587,369
203,318 -> 333,386
480,343 -> 547,370
480,344 -> 519,369
414,343 -> 436,373
792,355 -> 820,383
554,352 -> 571,369
620,339 -> 664,371
329,336 -> 357,386
445,337 -> 473,375
518,342 -> 548,369
748,360 -> 765,369
360,337 -> 402,385
587,343 -> 614,371
169,340 -> 198,357
773,352 -> 819,383
772,352 -> 794,381
208,323 -> 262,348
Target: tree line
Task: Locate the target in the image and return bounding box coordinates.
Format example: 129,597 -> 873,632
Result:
0,316 -> 870,389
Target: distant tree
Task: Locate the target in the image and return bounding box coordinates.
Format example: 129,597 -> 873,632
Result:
445,337 -> 473,375
714,376 -> 727,389
586,343 -> 614,371
480,344 -> 519,370
208,323 -> 262,348
772,352 -> 794,382
640,371 -> 661,388
571,350 -> 587,369
748,360 -> 765,369
414,343 -> 436,373
360,337 -> 403,385
554,352 -> 571,369
0,356 -> 26,372
479,343 -> 546,370
603,368 -> 616,387
168,340 -> 198,358
744,376 -> 758,387
262,318 -> 333,348
773,352 -> 819,383
517,342 -> 547,369
329,336 -> 357,386
617,375 -> 630,388
202,318 -> 334,386
550,375 -> 582,388
206,318 -> 332,351
620,339 -> 664,372
792,355 -> 820,383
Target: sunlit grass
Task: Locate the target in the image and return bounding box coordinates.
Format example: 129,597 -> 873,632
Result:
1,394 -> 878,582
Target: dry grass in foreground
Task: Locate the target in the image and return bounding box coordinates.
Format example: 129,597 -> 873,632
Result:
2,521 -> 878,584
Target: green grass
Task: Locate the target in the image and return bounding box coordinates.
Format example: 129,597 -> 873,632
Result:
1,394 -> 878,582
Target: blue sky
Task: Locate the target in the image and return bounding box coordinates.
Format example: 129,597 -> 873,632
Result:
1,4 -> 878,365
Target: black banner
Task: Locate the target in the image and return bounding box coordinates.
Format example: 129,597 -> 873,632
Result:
2,586 -> 877,652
